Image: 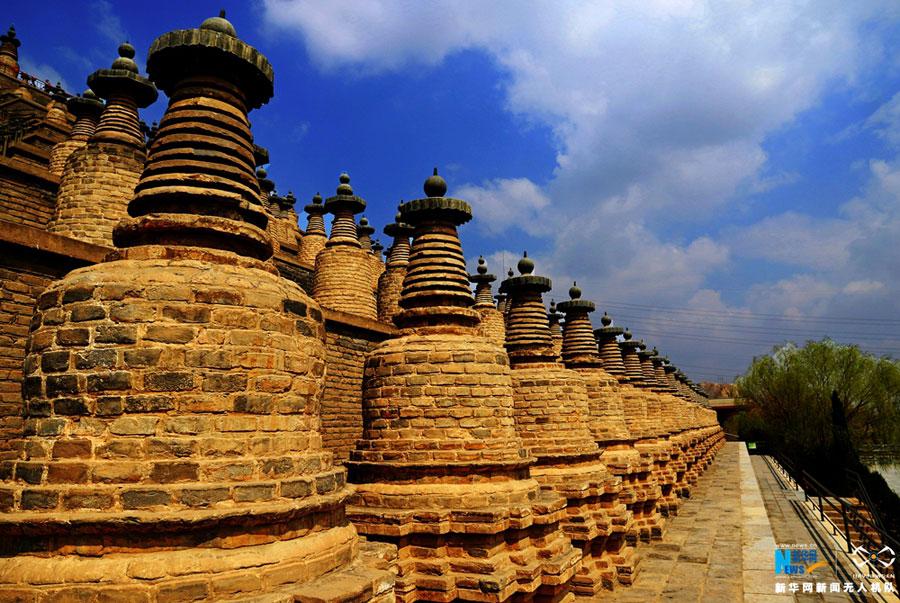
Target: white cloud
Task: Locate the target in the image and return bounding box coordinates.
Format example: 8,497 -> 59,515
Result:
263,0 -> 900,372
93,0 -> 127,45
865,91 -> 900,147
843,279 -> 886,295
728,212 -> 860,270
457,178 -> 551,237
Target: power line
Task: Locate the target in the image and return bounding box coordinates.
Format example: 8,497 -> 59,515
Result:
608,311 -> 900,341
596,299 -> 900,325
630,328 -> 899,355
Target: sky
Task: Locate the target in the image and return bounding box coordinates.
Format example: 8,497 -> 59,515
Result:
7,0 -> 900,383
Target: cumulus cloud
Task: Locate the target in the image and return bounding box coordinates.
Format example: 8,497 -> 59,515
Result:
727,212 -> 860,270
457,178 -> 551,237
263,0 -> 900,374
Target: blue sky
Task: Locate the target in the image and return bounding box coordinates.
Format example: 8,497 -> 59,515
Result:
8,1 -> 900,382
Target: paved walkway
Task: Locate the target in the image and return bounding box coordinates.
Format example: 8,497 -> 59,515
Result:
606,441 -> 746,602
751,455 -> 891,603
600,442 -> 889,603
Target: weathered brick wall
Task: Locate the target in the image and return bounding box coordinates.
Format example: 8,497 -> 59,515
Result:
313,246 -> 378,320
0,253 -> 53,458
0,225 -> 390,466
320,312 -> 392,461
0,159 -> 57,228
0,232 -> 104,458
274,255 -> 314,296
0,221 -> 108,458
49,142 -> 145,246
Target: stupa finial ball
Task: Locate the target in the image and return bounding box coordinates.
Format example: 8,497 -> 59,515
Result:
550,300 -> 556,312
601,311 -> 612,326
623,328 -> 632,341
111,41 -> 139,73
507,267 -> 514,278
200,10 -> 238,37
424,167 -> 447,198
359,216 -> 369,226
313,192 -> 322,204
569,281 -> 581,300
517,251 -> 534,275
477,256 -> 487,275
336,173 -> 353,195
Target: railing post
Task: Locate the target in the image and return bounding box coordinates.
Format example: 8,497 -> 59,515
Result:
818,493 -> 824,521
841,501 -> 852,554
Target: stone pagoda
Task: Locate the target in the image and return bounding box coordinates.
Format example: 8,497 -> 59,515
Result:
376,210 -> 413,323
269,189 -> 304,255
357,216 -> 384,288
346,170 -> 576,603
298,192 -> 327,265
556,287 -> 640,588
0,25 -> 21,78
644,350 -> 688,503
43,83 -> 69,127
469,256 -> 505,346
548,299 -> 563,358
634,342 -> 678,519
48,89 -> 104,175
313,174 -> 378,319
49,41 -> 157,246
504,256 -> 625,596
0,13 -> 392,601
604,327 -> 661,542
357,215 -> 374,251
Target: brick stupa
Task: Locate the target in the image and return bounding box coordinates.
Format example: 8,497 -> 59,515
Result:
556,289 -> 640,588
271,191 -> 303,254
548,300 -> 563,358
647,350 -> 691,502
346,170 -> 576,603
504,257 -> 623,596
0,13 -> 392,601
48,89 -> 104,176
298,192 -> 327,265
615,330 -> 665,540
357,215 -> 384,291
376,210 -> 412,323
49,42 -> 157,246
470,256 -> 505,346
0,25 -> 21,78
313,174 -> 378,319
635,342 -> 678,518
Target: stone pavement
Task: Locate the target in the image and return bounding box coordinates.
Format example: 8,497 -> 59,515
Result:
604,441 -> 745,602
601,442 -> 875,603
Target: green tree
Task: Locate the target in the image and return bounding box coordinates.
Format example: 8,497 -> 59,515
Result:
736,339 -> 900,461
737,339 -> 900,548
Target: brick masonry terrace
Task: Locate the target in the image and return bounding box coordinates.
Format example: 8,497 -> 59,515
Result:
0,15 -> 729,602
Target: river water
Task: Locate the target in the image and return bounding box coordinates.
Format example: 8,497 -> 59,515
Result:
868,462 -> 900,497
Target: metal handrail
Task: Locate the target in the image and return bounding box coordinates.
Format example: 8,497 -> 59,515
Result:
772,453 -> 900,557
846,467 -> 886,534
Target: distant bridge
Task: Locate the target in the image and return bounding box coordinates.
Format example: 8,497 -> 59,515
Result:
707,397 -> 745,425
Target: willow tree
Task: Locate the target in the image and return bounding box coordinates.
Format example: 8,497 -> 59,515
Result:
737,339 -> 900,462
